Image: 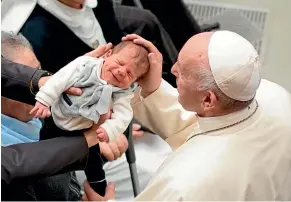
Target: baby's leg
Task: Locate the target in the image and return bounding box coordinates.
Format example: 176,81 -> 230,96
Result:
84,144 -> 107,196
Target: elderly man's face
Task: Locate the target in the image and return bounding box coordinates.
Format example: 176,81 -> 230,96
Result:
1,48 -> 40,122
171,33 -> 214,114
171,51 -> 204,113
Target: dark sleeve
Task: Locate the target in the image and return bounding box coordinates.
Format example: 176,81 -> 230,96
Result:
1,57 -> 37,105
1,136 -> 89,184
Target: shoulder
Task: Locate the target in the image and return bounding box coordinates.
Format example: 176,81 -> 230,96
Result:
256,79 -> 291,121
257,79 -> 291,101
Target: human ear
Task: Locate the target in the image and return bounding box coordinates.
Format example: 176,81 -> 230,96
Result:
201,91 -> 217,112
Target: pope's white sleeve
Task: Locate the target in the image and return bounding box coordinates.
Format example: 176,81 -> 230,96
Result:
100,93 -> 133,142
132,79 -> 198,150
134,177 -> 184,201
35,56 -> 89,107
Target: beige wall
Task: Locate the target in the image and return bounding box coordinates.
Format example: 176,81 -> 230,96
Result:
208,0 -> 291,92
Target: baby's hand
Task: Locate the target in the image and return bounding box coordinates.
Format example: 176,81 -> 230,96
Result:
96,127 -> 109,142
29,101 -> 51,118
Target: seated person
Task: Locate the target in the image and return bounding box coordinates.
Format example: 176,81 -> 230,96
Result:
30,41 -> 150,196
1,31 -> 42,146
1,31 -> 81,201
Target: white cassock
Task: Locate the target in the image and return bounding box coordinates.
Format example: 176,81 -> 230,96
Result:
131,79 -> 291,201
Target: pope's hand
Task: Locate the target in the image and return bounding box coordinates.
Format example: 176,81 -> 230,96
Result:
122,34 -> 163,97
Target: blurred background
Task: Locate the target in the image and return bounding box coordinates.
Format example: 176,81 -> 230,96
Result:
189,0 -> 291,93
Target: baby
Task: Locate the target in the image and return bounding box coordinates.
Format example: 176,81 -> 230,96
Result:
30,41 -> 149,195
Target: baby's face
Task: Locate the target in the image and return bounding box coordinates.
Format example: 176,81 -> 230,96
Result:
101,48 -> 140,89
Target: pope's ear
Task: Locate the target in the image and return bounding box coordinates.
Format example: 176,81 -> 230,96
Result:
201,90 -> 217,111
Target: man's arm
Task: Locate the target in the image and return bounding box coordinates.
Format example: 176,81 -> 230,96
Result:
35,56 -> 90,107
132,80 -> 198,150
1,57 -> 37,105
1,136 -> 88,185
100,94 -> 133,142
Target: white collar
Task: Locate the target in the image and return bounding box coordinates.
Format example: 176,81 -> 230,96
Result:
37,0 -> 107,48
187,100 -> 259,141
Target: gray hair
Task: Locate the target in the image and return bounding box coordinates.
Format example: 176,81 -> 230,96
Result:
196,68 -> 253,110
1,31 -> 33,61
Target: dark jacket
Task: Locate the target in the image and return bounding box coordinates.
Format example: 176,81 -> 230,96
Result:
1,57 -> 37,105
1,58 -> 89,200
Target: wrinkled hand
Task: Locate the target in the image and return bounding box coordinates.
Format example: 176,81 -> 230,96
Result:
82,180 -> 115,201
29,101 -> 51,118
37,43 -> 113,96
122,34 -> 163,97
96,127 -> 109,142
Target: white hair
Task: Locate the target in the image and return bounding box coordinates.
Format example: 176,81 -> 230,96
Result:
1,31 -> 33,61
196,68 -> 253,110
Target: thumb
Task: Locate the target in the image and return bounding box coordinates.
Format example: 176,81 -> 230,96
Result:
105,182 -> 115,200
83,180 -> 103,201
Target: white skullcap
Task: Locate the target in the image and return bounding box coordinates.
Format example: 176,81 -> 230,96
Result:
208,30 -> 261,101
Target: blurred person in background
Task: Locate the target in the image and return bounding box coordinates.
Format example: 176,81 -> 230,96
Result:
122,0 -> 202,51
